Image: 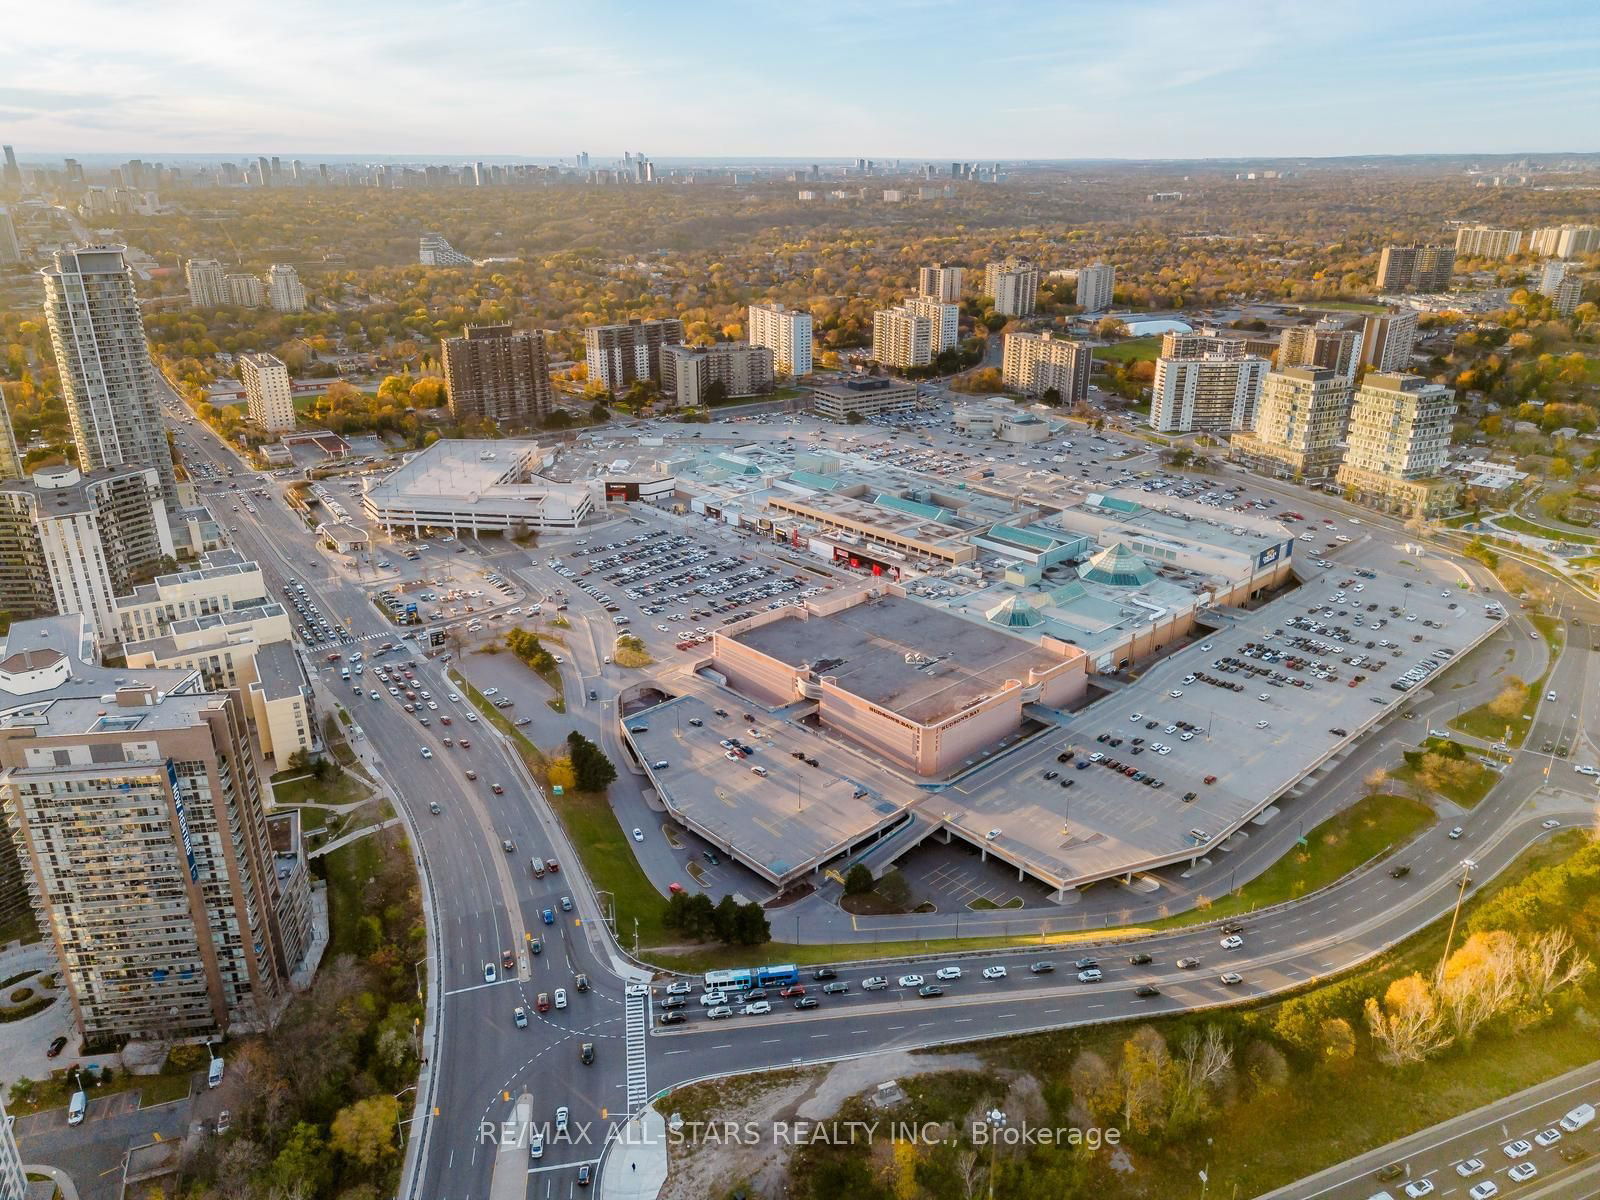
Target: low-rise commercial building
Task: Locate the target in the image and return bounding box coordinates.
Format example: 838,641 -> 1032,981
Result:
808,375 -> 918,423
361,439 -> 594,534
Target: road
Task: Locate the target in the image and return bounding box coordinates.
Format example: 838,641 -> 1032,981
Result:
163,397 -> 639,1199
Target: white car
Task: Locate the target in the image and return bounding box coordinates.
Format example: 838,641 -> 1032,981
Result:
981,966 -> 1008,980
1543,819 -> 1561,829
1507,1163 -> 1537,1183
1256,720 -> 1270,729
1076,968 -> 1103,982
1575,765 -> 1599,777
1168,689 -> 1183,698
1220,935 -> 1244,950
699,991 -> 727,1006
555,1106 -> 569,1134
741,1000 -> 772,1015
665,980 -> 693,995
554,988 -> 567,1009
897,974 -> 925,988
1129,712 -> 1143,722
1502,1138 -> 1532,1159
1403,1179 -> 1435,1197
420,747 -> 433,759
483,687 -> 499,696
483,962 -> 497,983
1532,1127 -> 1561,1147
934,966 -> 962,981
529,1132 -> 544,1159
448,693 -> 461,702
1546,691 -> 1557,701
1467,1182 -> 1498,1200
1454,1158 -> 1485,1178
632,828 -> 644,842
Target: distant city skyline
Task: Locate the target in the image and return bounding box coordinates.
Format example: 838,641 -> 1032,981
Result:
4,0 -> 1598,158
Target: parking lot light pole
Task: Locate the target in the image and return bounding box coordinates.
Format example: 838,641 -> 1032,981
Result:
1437,857 -> 1478,979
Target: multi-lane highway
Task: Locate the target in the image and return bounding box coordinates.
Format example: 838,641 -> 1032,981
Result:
163,395 -> 1597,1200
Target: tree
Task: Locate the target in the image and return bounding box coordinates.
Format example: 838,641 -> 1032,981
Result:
875,868 -> 912,909
543,409 -> 573,431
565,731 -> 617,793
713,894 -> 742,943
1118,1025 -> 1173,1136
546,758 -> 576,791
702,379 -> 728,406
843,864 -> 874,895
1169,1026 -> 1232,1128
845,411 -> 865,425
1364,973 -> 1452,1066
589,400 -> 611,423
1040,386 -> 1062,407
329,1094 -> 400,1170
1318,1017 -> 1357,1070
1487,678 -> 1529,722
1068,1050 -> 1120,1121
732,900 -> 770,946
271,1122 -> 333,1197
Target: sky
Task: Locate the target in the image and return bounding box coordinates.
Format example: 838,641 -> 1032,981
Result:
4,0 -> 1598,160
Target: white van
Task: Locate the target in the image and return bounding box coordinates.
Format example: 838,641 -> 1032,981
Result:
1560,1102 -> 1595,1132
340,667 -> 350,680
208,1056 -> 225,1089
68,1089 -> 87,1125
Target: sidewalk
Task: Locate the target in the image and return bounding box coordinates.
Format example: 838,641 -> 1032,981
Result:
599,1105 -> 668,1200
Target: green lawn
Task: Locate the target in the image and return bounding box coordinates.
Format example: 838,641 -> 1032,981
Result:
1389,752 -> 1500,809
1494,513 -> 1600,544
270,770 -> 372,808
324,835 -> 383,960
1092,336 -> 1162,363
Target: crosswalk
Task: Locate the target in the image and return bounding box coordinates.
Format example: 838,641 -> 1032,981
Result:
624,989 -> 649,1113
305,629 -> 396,652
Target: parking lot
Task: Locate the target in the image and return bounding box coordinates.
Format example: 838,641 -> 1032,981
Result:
542,523 -> 831,657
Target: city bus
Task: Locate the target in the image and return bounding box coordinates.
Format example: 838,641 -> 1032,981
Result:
702,968 -> 753,993
755,964 -> 800,988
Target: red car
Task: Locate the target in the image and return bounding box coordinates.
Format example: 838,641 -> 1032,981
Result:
501,948 -> 515,969
545,858 -> 559,873
668,882 -> 684,894
492,784 -> 505,795
440,716 -> 452,726
778,985 -> 806,997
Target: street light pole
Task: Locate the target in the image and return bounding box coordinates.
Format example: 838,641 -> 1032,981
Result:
1436,857 -> 1478,979
985,1108 -> 1007,1200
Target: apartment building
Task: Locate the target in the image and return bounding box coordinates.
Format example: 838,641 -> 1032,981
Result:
584,317 -> 685,391
1454,225 -> 1523,260
238,351 -> 296,433
1075,262 -> 1115,313
247,640 -> 317,763
419,233 -> 472,266
1229,367 -> 1352,479
0,406 -> 21,482
0,464 -> 176,647
1376,244 -> 1455,293
225,273 -> 265,307
747,303 -> 813,376
1529,224 -> 1600,259
902,295 -> 960,354
985,257 -> 1041,317
659,342 -> 774,407
112,549 -> 268,644
1001,331 -> 1091,402
872,305 -> 934,369
185,258 -> 227,307
808,376 -> 918,422
1149,334 -> 1267,433
1336,373 -> 1459,516
266,264 -> 306,312
0,614 -> 309,1042
0,1096 -> 23,1200
1359,309 -> 1420,373
1277,316 -> 1360,382
0,208 -> 19,266
441,324 -> 553,424
1537,260 -> 1586,315
41,246 -> 179,507
917,264 -> 964,302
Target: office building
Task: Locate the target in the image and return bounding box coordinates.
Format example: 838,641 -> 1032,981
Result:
1359,309 -> 1420,373
872,304 -> 934,369
0,208 -> 20,266
584,318 -> 684,392
1336,373 -> 1459,516
1149,334 -> 1267,434
1376,244 -> 1455,293
225,272 -> 265,307
0,1094 -> 23,1200
1,145 -> 19,191
40,247 -> 179,507
0,464 -> 176,647
1075,262 -> 1115,313
1278,317 -> 1360,382
985,257 -> 1041,317
1529,224 -> 1600,259
265,264 -> 306,312
917,264 -> 964,302
238,351 -> 297,433
0,613 -> 309,1042
185,258 -> 227,308
419,234 -> 472,266
808,376 -> 918,423
747,302 -> 813,377
1229,367 -> 1352,479
1002,331 -> 1091,402
902,295 -> 960,354
659,343 -> 774,407
441,325 -> 553,424
1454,225 -> 1523,260
112,548 -> 267,644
